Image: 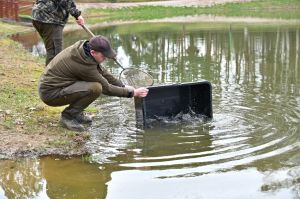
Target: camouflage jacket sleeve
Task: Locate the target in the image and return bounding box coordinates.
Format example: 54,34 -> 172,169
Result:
32,0 -> 81,26
63,0 -> 81,19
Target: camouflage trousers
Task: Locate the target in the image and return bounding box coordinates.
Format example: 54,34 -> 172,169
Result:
32,20 -> 64,66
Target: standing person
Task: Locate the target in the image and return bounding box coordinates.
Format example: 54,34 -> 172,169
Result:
32,0 -> 85,66
38,35 -> 149,132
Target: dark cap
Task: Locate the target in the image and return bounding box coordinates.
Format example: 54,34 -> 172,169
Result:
89,35 -> 117,59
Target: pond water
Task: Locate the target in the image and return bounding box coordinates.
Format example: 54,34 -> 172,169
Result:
2,22 -> 300,198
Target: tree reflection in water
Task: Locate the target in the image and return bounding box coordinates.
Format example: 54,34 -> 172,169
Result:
0,157 -> 111,199
0,159 -> 44,198
40,157 -> 110,199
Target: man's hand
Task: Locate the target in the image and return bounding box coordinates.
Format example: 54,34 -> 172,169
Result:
134,87 -> 149,98
76,16 -> 85,26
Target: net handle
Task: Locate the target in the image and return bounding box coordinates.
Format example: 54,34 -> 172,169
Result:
112,58 -> 125,70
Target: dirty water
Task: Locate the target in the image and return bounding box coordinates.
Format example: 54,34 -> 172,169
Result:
2,22 -> 300,198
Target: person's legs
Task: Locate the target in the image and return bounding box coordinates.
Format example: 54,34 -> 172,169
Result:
43,81 -> 102,131
32,20 -> 63,66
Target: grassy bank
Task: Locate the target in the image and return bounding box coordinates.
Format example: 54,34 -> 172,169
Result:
84,0 -> 300,23
0,36 -> 90,158
0,22 -> 32,36
0,53 -> 58,133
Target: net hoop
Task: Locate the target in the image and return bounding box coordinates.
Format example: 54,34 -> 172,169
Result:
119,68 -> 154,88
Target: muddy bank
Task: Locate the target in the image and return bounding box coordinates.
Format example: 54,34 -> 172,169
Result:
0,128 -> 90,159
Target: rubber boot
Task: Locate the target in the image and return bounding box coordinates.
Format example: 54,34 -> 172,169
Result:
60,114 -> 85,132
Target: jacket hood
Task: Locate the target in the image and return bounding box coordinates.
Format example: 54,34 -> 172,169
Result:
70,40 -> 98,66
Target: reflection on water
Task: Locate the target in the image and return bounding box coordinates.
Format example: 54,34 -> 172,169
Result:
10,32 -> 46,57
3,22 -> 300,198
40,157 -> 109,199
0,159 -> 44,199
0,157 -> 110,199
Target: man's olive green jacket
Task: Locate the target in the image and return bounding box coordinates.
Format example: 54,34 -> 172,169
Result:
39,40 -> 133,101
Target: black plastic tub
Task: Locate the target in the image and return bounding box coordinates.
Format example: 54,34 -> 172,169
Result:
134,81 -> 213,128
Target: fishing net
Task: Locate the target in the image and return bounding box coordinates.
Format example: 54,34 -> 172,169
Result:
119,68 -> 154,88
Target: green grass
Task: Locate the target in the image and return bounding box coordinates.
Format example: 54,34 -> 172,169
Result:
0,38 -> 70,133
84,0 -> 300,24
205,0 -> 300,19
0,85 -> 38,111
0,21 -> 32,36
48,139 -> 71,146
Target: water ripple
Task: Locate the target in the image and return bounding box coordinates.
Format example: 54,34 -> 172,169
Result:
87,78 -> 299,177
120,138 -> 286,168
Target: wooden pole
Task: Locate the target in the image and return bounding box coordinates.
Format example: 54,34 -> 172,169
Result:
13,0 -> 19,21
0,0 -> 3,18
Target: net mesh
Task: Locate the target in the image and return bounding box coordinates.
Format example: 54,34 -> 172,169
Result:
119,68 -> 154,88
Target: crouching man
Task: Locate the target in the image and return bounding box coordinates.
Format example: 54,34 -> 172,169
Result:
38,35 -> 148,131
